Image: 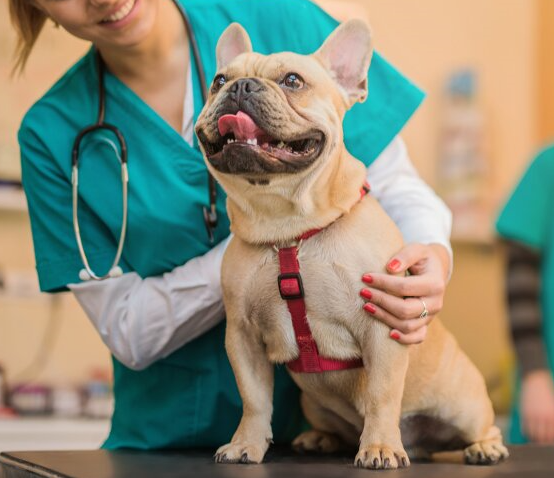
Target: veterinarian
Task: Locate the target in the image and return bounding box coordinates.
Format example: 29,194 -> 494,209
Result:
11,0 -> 453,449
497,144 -> 554,445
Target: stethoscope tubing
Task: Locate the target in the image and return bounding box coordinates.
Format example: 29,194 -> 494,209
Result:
176,2 -> 219,242
72,161 -> 128,281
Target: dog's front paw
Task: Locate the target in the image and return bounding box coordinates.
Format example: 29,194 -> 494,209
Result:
292,430 -> 341,453
214,441 -> 268,464
354,445 -> 410,469
464,440 -> 509,465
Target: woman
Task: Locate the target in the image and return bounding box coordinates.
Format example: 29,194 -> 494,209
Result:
497,145 -> 554,444
10,0 -> 452,449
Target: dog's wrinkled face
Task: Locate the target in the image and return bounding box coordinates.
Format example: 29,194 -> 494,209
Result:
196,64 -> 326,177
195,21 -> 373,183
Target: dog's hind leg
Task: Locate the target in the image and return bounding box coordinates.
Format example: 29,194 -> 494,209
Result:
463,425 -> 509,465
446,362 -> 509,465
417,345 -> 509,465
403,321 -> 509,465
292,392 -> 359,453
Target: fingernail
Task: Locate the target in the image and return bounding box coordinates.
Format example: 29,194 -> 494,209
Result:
390,331 -> 401,340
363,303 -> 376,314
388,259 -> 401,272
360,289 -> 372,300
362,274 -> 373,284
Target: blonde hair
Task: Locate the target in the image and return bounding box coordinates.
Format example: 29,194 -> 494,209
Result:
8,0 -> 48,75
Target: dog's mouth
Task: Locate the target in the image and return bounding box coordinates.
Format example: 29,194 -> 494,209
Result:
199,111 -> 325,176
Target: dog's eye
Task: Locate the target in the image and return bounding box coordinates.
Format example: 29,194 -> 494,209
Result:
281,72 -> 304,90
212,74 -> 227,92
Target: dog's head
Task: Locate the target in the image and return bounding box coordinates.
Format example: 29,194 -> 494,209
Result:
195,19 -> 373,187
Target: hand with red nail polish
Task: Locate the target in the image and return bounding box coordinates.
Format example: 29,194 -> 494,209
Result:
360,243 -> 451,345
388,259 -> 401,272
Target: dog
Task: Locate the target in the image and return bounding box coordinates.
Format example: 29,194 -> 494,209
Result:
195,19 -> 509,469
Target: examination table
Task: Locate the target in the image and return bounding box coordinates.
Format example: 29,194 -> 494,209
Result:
1,445 -> 553,478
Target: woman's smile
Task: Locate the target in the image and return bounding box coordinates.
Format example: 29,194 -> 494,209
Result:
99,0 -> 141,30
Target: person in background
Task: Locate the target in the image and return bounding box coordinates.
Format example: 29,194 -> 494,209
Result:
10,0 -> 452,449
497,144 -> 554,444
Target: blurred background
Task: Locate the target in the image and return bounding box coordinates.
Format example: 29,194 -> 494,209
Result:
1,0 -> 553,451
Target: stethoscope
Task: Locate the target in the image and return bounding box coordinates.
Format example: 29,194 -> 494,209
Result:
72,2 -> 218,282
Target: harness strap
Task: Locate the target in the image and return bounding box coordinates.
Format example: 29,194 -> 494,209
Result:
276,182 -> 370,373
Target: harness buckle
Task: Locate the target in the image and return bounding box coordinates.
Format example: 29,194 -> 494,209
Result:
278,273 -> 305,300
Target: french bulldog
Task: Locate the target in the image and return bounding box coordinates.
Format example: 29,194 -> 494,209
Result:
195,19 -> 508,469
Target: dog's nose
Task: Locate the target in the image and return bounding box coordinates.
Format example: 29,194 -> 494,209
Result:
229,78 -> 263,102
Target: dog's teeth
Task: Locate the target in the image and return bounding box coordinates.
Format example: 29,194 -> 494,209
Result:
227,139 -> 231,144
277,141 -> 285,149
252,138 -> 258,145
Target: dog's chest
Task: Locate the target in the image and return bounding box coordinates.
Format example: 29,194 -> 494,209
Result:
243,239 -> 372,364
225,196 -> 404,365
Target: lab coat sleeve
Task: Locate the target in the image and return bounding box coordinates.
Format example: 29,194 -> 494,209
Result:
68,236 -> 231,370
367,136 -> 453,272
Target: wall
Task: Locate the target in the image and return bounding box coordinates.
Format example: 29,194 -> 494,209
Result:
538,0 -> 554,144
320,0 -> 538,197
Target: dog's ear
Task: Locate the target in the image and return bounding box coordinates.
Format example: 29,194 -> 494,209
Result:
216,23 -> 253,70
314,19 -> 373,107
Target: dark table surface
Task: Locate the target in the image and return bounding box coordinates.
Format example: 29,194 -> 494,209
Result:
1,445 -> 553,478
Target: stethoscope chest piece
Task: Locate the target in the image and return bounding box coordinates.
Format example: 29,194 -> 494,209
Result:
79,266 -> 123,282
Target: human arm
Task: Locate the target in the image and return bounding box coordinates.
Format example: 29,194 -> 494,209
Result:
68,235 -> 231,371
505,239 -> 554,444
19,109 -> 231,371
359,137 -> 452,344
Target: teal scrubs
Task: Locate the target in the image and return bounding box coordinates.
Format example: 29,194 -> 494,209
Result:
496,145 -> 554,443
19,0 -> 424,449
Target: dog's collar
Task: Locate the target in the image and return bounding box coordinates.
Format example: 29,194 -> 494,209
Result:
274,181 -> 370,373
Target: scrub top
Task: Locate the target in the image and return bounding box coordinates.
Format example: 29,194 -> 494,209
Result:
19,0 -> 424,449
496,145 -> 554,443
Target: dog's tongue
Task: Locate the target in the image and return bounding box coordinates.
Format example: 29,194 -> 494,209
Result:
218,111 -> 265,141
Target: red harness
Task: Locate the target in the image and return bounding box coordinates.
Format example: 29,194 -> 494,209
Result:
276,183 -> 370,373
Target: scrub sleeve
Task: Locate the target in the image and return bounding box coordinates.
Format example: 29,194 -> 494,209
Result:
496,145 -> 554,443
19,0 -> 425,449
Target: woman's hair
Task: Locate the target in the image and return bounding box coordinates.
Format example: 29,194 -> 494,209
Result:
8,0 -> 48,75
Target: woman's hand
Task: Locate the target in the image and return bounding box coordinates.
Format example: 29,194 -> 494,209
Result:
359,243 -> 450,345
521,370 -> 554,444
